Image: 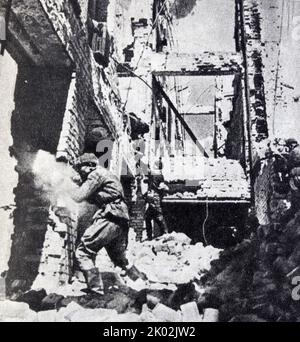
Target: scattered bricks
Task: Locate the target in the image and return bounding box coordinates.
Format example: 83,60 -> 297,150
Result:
180,302 -> 202,322
152,304 -> 182,322
202,308 -> 219,322
67,307 -> 119,322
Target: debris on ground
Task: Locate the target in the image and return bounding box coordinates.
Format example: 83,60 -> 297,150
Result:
198,168 -> 300,322
1,232 -> 222,322
128,232 -> 221,285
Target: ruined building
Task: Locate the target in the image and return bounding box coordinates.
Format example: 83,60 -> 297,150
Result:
0,0 -> 292,297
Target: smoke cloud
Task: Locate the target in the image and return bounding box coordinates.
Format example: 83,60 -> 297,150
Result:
32,150 -> 78,210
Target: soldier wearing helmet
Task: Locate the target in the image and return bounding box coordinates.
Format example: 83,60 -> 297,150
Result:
143,159 -> 169,240
71,153 -> 147,295
285,138 -> 300,169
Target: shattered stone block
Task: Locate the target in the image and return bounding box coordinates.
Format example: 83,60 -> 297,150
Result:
152,304 -> 182,322
180,302 -> 202,322
202,308 -> 219,322
0,301 -> 37,322
66,306 -> 118,322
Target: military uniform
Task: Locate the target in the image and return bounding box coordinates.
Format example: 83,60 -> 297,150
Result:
144,173 -> 168,240
72,166 -> 130,291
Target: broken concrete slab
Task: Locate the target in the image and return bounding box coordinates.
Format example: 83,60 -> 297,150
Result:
57,301 -> 119,322
202,308 -> 219,322
152,304 -> 182,322
69,308 -> 118,322
0,300 -> 37,322
180,302 -> 203,322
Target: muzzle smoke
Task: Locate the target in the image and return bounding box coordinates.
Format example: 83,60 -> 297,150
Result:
32,150 -> 78,210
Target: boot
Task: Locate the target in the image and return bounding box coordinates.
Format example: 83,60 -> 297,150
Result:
145,218 -> 153,241
83,268 -> 104,295
125,265 -> 148,282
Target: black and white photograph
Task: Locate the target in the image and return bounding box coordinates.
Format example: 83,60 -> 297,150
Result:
0,0 -> 300,324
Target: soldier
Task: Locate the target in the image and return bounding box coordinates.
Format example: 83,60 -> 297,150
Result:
280,139 -> 300,224
72,153 -> 146,295
143,160 -> 169,240
286,138 -> 300,168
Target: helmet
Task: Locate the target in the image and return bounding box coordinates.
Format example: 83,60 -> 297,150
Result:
286,138 -> 299,146
75,153 -> 98,167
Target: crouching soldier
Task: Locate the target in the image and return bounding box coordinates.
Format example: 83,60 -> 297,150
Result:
72,153 -> 147,295
143,160 -> 169,240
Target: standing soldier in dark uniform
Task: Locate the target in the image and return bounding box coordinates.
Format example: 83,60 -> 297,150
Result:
143,160 -> 169,240
72,153 -> 146,295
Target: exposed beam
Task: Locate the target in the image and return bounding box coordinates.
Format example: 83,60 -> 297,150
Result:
152,52 -> 243,76
154,70 -> 238,77
153,76 -> 209,158
163,198 -> 251,204
181,112 -> 215,116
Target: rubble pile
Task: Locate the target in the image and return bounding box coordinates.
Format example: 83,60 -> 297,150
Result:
199,164 -> 300,322
128,232 -> 221,285
0,296 -> 215,322
198,239 -> 257,321
94,232 -> 221,287
0,232 -> 222,322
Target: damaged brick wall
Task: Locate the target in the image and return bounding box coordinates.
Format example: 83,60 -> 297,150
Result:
56,74 -> 86,163
29,0 -> 130,291
4,0 -> 127,293
7,67 -> 72,294
239,0 -> 268,142
39,0 -> 93,162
